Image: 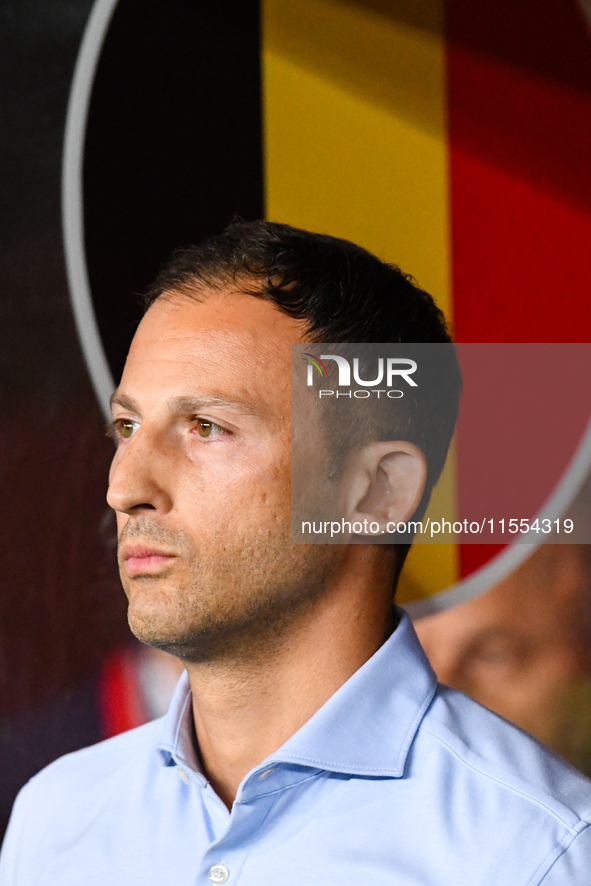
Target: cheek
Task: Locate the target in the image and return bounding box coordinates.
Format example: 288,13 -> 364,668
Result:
527,650 -> 583,695
183,454 -> 292,530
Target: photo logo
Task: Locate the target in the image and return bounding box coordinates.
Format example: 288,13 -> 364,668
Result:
303,353 -> 418,398
302,353 -> 329,383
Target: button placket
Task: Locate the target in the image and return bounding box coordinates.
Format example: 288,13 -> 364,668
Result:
208,862 -> 229,883
177,767 -> 190,785
202,770 -> 283,883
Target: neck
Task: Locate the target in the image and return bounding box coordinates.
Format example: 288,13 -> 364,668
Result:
184,547 -> 396,809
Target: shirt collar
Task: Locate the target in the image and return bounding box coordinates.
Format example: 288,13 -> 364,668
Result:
157,608 -> 437,780
269,609 -> 437,777
157,669 -> 200,773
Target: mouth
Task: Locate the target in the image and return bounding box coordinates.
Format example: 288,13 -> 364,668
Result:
120,544 -> 177,577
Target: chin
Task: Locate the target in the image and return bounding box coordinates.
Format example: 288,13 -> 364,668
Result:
128,620 -> 226,663
125,591 -> 224,661
126,586 -> 187,646
127,595 -> 292,664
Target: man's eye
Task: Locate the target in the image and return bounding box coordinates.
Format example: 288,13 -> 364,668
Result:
196,418 -> 226,438
118,419 -> 139,439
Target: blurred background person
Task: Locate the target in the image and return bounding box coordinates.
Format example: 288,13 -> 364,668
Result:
415,543 -> 591,776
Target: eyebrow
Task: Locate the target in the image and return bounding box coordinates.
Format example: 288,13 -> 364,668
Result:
110,391 -> 139,413
109,391 -> 265,418
169,395 -> 266,418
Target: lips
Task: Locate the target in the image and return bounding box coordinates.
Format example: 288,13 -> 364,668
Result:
120,543 -> 177,577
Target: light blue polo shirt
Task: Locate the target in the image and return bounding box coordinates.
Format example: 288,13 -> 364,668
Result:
2,610 -> 591,885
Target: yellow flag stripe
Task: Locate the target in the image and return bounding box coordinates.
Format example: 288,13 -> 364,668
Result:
261,0 -> 459,601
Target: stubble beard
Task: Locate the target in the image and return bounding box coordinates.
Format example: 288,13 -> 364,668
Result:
118,516 -> 342,665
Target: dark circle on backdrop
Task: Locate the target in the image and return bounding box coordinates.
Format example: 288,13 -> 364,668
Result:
83,0 -> 264,385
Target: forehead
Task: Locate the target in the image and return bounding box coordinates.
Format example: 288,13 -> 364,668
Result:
121,290 -> 306,409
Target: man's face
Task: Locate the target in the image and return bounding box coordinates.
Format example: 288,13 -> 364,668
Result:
107,290 -> 341,661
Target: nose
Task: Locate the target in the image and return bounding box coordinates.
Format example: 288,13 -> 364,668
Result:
107,426 -> 173,516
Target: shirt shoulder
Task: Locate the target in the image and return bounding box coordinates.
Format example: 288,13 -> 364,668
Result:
29,717 -> 163,792
422,684 -> 591,818
412,683 -> 591,883
0,720 -> 164,885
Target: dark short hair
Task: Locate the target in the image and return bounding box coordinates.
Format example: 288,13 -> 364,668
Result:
144,220 -> 461,572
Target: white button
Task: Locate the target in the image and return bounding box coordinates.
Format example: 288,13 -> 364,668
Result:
258,767 -> 275,781
177,768 -> 189,784
208,864 -> 229,883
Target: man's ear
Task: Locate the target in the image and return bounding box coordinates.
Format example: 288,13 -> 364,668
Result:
342,441 -> 427,534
